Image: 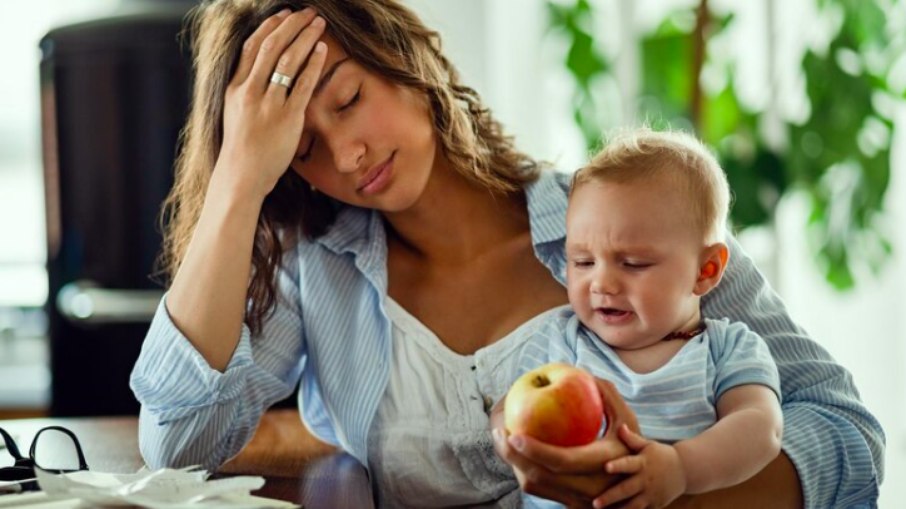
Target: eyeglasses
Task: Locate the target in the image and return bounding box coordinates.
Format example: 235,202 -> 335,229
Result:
0,426 -> 89,492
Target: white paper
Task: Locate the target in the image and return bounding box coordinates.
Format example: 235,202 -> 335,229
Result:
0,491 -> 80,508
28,466 -> 299,509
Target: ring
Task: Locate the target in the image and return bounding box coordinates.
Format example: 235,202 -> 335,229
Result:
270,71 -> 293,88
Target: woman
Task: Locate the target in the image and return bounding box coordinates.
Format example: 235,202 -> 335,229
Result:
130,0 -> 884,507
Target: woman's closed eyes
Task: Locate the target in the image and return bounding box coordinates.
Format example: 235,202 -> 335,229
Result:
296,85 -> 362,163
338,87 -> 361,112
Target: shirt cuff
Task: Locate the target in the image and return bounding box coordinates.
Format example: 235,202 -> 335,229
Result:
130,295 -> 255,423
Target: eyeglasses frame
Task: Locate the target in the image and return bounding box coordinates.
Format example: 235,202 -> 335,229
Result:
0,426 -> 89,490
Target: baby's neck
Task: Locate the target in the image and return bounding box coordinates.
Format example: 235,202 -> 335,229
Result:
613,309 -> 704,374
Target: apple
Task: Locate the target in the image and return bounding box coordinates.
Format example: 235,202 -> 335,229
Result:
504,363 -> 604,446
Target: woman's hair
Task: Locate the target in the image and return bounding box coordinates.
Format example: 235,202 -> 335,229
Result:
160,0 -> 539,334
572,127 -> 730,245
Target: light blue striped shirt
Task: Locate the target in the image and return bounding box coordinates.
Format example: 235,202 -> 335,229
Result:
130,170 -> 883,508
514,310 -> 781,442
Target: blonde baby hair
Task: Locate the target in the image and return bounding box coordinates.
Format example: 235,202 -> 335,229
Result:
571,127 -> 731,245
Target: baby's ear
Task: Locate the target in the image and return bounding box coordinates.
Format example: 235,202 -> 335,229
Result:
693,242 -> 729,296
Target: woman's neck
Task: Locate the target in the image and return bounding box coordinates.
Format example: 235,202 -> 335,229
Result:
382,164 -> 529,265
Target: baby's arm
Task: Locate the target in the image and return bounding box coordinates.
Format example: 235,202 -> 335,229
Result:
675,384 -> 783,493
594,384 -> 782,508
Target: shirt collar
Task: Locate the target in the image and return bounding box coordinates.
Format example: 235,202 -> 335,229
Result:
316,206 -> 382,257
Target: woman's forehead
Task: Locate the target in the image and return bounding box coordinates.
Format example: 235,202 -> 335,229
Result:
318,33 -> 351,80
320,32 -> 348,64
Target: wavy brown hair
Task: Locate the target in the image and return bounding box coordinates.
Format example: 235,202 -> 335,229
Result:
160,0 -> 540,334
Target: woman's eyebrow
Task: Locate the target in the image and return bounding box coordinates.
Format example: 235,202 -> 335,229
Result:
314,57 -> 350,97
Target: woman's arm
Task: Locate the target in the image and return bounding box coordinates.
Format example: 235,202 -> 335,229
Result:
676,385 -> 782,493
167,9 -> 326,371
702,234 -> 884,506
131,254 -> 309,470
670,452 -> 803,509
131,10 -> 330,470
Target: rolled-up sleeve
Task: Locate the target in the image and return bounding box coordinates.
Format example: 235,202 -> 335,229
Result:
702,234 -> 884,508
130,256 -> 307,471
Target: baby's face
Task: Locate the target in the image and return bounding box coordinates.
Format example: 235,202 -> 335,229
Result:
565,179 -> 705,351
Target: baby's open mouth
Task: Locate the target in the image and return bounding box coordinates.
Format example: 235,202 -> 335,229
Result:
594,308 -> 633,323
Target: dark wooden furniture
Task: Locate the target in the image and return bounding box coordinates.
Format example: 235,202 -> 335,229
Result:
0,412 -> 374,509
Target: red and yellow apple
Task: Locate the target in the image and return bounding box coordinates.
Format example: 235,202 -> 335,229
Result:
504,363 -> 604,447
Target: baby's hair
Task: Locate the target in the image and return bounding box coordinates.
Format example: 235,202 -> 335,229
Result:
571,127 -> 730,244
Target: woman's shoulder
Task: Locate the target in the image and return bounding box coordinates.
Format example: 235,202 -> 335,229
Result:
524,170 -> 571,245
526,168 -> 571,193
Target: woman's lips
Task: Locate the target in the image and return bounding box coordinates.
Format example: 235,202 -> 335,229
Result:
357,152 -> 395,195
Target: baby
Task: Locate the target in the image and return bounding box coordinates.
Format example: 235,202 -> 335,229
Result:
509,128 -> 783,508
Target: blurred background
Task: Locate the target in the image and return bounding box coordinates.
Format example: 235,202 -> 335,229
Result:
0,0 -> 903,505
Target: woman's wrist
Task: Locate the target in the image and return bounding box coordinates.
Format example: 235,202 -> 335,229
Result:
209,159 -> 272,207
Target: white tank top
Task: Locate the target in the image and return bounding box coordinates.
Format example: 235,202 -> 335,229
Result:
367,298 -> 561,508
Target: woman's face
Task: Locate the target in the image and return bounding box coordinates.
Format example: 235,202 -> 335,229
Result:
289,35 -> 438,212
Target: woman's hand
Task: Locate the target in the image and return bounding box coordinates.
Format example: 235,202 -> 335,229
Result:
216,8 -> 327,200
491,377 -> 640,508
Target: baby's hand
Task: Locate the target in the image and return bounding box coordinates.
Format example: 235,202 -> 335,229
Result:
593,424 -> 686,509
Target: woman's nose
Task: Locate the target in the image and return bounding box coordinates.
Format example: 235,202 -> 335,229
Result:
328,135 -> 365,174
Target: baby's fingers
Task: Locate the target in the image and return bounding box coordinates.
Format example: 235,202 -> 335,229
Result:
617,424 -> 651,452
605,454 -> 643,475
593,475 -> 643,509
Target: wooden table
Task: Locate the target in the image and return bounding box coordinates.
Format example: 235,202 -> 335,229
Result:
0,413 -> 374,508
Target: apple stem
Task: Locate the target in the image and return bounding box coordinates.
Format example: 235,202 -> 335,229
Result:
531,374 -> 551,388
